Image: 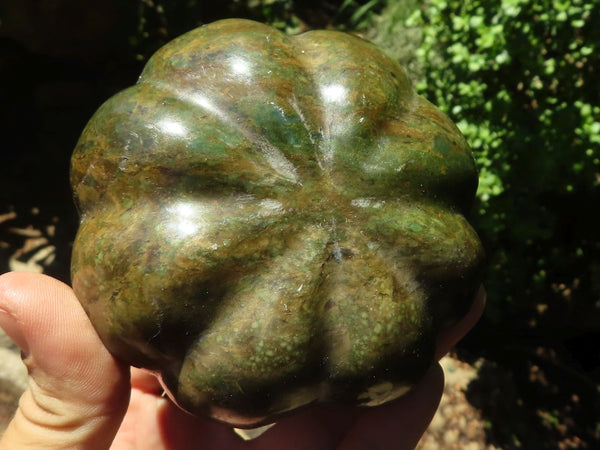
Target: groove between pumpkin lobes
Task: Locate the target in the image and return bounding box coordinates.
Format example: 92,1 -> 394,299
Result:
70,19 -> 484,427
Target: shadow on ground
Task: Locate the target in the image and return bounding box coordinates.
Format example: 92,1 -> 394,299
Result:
460,344 -> 600,449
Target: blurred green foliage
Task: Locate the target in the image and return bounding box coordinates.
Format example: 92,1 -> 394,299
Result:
130,0 -> 300,60
403,0 -> 600,332
129,0 -> 385,60
365,0 -> 423,82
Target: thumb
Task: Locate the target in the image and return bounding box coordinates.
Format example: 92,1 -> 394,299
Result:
0,272 -> 130,449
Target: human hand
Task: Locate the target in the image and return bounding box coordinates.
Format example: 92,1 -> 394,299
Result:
0,272 -> 484,449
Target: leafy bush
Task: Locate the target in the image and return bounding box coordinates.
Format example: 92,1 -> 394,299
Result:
129,0 -> 386,60
405,0 -> 600,333
365,0 -> 423,82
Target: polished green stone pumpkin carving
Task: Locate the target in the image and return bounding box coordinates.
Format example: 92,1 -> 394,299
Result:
71,19 -> 484,427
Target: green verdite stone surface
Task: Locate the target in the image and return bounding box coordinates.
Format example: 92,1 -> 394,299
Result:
71,19 -> 484,427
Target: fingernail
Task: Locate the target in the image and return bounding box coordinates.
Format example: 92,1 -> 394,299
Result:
0,307 -> 29,355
